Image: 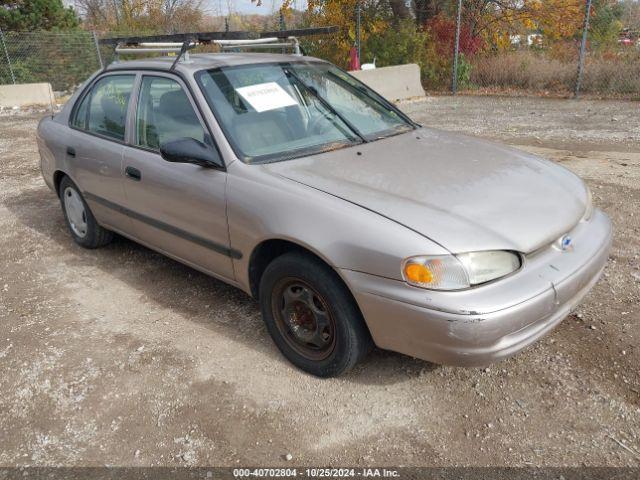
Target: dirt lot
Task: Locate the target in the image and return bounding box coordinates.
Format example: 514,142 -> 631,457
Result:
0,96 -> 639,467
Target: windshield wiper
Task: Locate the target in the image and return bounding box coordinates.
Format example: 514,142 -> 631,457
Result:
283,67 -> 367,143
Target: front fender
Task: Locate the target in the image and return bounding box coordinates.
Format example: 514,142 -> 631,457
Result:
226,161 -> 450,294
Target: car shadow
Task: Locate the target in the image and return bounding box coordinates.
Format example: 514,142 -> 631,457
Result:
5,185 -> 437,384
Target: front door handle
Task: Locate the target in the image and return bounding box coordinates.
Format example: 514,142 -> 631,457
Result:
125,166 -> 142,181
66,146 -> 76,157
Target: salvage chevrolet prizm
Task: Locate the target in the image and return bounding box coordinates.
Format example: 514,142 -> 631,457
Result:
37,52 -> 612,377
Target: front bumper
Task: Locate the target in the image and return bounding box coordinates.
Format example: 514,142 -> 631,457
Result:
342,209 -> 613,366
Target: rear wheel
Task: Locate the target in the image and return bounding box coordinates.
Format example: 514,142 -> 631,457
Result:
59,176 -> 113,249
259,252 -> 372,377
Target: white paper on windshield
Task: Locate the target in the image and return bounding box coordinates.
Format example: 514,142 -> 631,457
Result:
235,82 -> 298,113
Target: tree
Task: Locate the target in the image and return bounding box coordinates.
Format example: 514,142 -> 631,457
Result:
413,0 -> 448,26
621,0 -> 640,29
77,0 -> 205,34
0,0 -> 79,31
589,0 -> 624,48
388,0 -> 411,22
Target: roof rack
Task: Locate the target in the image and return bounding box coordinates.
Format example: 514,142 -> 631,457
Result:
99,27 -> 338,67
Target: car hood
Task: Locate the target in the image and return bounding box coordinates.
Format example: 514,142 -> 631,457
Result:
263,128 -> 588,254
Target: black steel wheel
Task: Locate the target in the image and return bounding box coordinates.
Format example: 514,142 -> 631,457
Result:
271,278 -> 337,362
259,252 -> 372,377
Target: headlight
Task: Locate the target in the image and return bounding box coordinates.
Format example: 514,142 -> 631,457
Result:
581,187 -> 593,222
402,251 -> 521,291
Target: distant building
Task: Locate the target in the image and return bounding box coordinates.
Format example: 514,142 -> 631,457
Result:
510,33 -> 544,48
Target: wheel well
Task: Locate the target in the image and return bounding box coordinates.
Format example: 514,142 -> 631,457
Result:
53,171 -> 66,197
249,240 -> 309,298
250,239 -> 344,299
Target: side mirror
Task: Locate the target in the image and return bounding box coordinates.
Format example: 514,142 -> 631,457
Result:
160,137 -> 223,169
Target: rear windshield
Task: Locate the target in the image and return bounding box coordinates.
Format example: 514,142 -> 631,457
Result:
196,61 -> 414,163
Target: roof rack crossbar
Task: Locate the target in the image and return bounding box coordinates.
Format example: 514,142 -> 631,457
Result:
138,42 -> 186,48
112,39 -> 196,63
216,36 -> 301,55
99,31 -> 254,46
115,46 -> 184,54
215,37 -> 280,46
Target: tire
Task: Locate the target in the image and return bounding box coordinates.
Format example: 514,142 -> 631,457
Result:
259,252 -> 372,377
59,176 -> 113,249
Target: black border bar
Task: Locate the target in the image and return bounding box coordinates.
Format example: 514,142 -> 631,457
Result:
0,467 -> 638,480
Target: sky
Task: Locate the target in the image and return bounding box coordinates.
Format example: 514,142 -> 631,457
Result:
64,0 -> 308,16
206,0 -> 308,16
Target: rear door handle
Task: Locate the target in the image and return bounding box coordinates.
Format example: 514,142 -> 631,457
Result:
66,147 -> 76,157
125,166 -> 142,181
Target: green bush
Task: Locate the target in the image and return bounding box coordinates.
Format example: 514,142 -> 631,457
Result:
456,53 -> 472,90
362,20 -> 472,92
364,21 -> 428,65
363,20 -> 435,81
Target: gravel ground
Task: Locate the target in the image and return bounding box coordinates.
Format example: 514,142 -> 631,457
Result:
0,96 -> 639,467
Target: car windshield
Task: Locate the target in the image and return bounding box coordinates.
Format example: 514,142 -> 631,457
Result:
196,61 -> 414,163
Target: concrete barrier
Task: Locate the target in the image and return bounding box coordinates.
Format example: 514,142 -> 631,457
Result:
0,82 -> 54,108
350,64 -> 425,102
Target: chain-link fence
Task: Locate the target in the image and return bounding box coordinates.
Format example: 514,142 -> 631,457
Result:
0,29 -> 103,93
462,47 -> 640,98
450,0 -> 640,98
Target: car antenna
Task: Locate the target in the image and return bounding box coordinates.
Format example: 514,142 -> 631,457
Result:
171,37 -> 195,70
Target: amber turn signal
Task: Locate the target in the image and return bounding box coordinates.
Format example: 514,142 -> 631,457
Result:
404,263 -> 434,284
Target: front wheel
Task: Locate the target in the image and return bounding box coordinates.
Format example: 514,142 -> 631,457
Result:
259,252 -> 372,377
59,176 -> 113,249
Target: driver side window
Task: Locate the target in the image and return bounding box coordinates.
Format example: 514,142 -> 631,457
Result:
135,76 -> 208,151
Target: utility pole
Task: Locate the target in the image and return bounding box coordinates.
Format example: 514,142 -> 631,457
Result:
575,0 -> 593,99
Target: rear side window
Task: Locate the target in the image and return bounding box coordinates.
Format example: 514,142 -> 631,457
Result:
135,76 -> 208,151
72,74 -> 135,142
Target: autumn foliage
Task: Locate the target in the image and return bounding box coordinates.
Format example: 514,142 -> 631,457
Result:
425,15 -> 484,57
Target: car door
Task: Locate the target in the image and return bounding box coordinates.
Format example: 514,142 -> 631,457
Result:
67,72 -> 136,232
121,72 -> 234,280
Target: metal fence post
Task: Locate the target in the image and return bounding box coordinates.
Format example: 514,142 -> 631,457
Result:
92,31 -> 104,69
356,1 -> 361,63
280,10 -> 286,54
575,0 -> 593,99
451,0 -> 463,94
0,28 -> 16,84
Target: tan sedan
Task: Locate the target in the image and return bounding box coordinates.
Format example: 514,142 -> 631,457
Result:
37,53 -> 612,376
